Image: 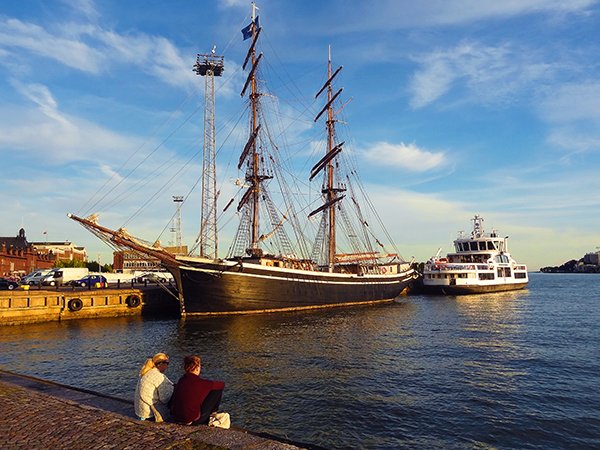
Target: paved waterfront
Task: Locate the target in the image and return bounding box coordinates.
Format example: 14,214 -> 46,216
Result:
0,370 -> 304,450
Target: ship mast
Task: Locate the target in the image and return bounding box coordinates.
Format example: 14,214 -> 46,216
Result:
249,3 -> 260,253
311,47 -> 345,271
238,2 -> 269,257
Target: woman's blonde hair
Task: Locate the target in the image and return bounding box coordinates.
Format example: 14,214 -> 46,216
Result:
139,352 -> 169,377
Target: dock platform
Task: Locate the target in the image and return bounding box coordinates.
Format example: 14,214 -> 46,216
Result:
0,369 -> 304,449
0,285 -> 180,326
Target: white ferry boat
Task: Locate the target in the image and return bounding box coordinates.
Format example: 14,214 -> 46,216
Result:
422,215 -> 528,294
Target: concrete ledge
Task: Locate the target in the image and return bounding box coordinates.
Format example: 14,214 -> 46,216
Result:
0,286 -> 180,325
0,369 -> 306,449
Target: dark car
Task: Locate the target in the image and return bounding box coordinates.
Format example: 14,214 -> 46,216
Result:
0,277 -> 20,290
136,273 -> 168,283
70,275 -> 107,288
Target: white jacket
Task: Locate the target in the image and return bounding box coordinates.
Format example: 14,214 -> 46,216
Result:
134,367 -> 174,419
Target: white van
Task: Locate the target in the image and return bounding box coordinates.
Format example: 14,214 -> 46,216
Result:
40,268 -> 89,287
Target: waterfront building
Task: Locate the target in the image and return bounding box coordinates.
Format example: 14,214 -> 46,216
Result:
583,251 -> 600,265
31,241 -> 87,264
0,228 -> 55,276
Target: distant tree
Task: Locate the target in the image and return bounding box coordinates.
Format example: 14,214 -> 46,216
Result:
55,259 -> 87,269
86,261 -> 114,273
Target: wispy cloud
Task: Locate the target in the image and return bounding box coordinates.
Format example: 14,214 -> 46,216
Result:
0,17 -> 197,90
323,0 -> 596,33
0,18 -> 104,73
218,0 -> 249,9
363,141 -> 447,172
413,0 -> 596,26
0,81 -> 143,163
409,41 -> 555,108
539,81 -> 600,124
61,0 -> 100,22
539,81 -> 600,154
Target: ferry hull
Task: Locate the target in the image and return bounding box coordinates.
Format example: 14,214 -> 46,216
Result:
422,281 -> 528,295
170,261 -> 415,315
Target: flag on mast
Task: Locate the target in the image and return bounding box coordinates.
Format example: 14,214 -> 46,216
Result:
241,16 -> 259,40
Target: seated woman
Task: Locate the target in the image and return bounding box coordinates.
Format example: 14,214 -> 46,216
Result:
170,355 -> 225,425
134,352 -> 174,421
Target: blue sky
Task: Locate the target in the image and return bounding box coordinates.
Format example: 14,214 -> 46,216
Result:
1,0 -> 599,270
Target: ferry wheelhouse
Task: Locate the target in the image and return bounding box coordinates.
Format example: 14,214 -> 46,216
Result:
422,215 -> 528,294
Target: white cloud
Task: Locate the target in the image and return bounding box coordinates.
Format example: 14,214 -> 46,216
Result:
325,0 -> 595,34
0,17 -> 198,90
13,82 -> 59,117
0,82 -> 143,163
363,141 -> 447,172
417,0 -> 596,25
218,0 -> 248,8
539,81 -> 600,124
93,29 -> 198,90
0,18 -> 104,73
538,81 -> 600,154
409,41 -> 555,108
99,164 -> 124,182
365,177 -> 600,270
62,0 -> 100,22
546,128 -> 600,154
409,59 -> 456,109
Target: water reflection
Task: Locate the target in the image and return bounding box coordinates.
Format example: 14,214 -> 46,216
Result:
452,289 -> 532,409
1,281 -> 598,449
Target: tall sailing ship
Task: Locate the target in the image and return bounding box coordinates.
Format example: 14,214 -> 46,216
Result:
69,4 -> 416,315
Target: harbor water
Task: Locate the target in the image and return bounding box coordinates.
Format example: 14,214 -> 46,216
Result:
1,272 -> 599,449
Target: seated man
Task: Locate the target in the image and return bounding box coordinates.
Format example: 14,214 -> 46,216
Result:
170,355 -> 225,425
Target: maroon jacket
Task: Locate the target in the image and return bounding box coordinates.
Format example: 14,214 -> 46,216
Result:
170,372 -> 225,424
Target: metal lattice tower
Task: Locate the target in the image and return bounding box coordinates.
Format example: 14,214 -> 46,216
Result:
194,51 -> 224,259
172,195 -> 184,255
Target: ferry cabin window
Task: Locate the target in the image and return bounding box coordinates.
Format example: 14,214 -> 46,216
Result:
495,254 -> 510,264
479,273 -> 495,280
487,242 -> 496,250
515,272 -> 527,279
497,267 -> 511,277
479,242 -> 486,251
470,242 -> 478,251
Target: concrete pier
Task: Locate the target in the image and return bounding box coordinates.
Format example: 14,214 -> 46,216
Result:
0,369 -> 305,449
0,285 -> 180,325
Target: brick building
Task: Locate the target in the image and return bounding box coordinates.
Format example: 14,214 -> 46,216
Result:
0,228 -> 55,277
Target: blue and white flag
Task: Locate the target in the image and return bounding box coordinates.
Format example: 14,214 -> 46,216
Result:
241,16 -> 259,40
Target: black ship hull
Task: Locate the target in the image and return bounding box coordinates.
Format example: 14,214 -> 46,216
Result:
168,259 -> 415,315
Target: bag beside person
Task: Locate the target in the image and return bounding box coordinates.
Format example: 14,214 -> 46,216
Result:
208,412 -> 230,429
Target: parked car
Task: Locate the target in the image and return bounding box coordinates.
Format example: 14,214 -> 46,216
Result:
69,275 -> 108,288
136,273 -> 168,283
22,269 -> 53,285
0,277 -> 20,290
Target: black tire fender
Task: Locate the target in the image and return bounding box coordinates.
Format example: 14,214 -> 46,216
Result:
125,294 -> 141,308
68,298 -> 83,312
